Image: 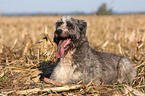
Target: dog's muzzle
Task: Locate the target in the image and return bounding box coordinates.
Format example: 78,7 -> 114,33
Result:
54,29 -> 72,58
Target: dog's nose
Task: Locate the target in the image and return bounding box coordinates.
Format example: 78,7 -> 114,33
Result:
55,29 -> 62,35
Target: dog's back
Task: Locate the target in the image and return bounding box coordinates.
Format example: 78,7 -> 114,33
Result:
68,42 -> 137,84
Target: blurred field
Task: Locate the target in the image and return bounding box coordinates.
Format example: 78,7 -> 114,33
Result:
0,15 -> 145,95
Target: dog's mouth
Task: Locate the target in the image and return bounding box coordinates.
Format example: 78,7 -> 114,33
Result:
55,37 -> 72,58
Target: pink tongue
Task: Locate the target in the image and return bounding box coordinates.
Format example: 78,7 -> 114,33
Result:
56,39 -> 71,58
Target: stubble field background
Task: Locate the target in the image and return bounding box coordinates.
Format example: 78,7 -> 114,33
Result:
0,15 -> 144,95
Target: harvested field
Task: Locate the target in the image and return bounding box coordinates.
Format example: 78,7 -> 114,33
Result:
0,15 -> 145,95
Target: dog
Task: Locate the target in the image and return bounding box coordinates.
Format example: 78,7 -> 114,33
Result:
50,16 -> 136,85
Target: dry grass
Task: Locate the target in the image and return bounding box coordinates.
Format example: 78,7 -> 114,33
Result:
0,15 -> 145,95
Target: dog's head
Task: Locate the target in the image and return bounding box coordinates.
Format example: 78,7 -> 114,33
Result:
53,16 -> 87,58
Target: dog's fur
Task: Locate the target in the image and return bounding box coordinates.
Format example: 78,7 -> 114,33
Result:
50,16 -> 136,85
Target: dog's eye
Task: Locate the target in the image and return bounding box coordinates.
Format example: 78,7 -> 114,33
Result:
67,22 -> 73,29
56,22 -> 63,27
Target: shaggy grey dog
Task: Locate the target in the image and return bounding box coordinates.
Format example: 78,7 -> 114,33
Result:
50,16 -> 136,85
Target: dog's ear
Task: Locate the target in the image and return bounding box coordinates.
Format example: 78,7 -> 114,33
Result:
77,20 -> 87,34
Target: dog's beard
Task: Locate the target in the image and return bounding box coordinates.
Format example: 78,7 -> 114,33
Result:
56,39 -> 71,58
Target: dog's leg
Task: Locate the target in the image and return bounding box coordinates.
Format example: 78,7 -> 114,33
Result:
117,57 -> 137,84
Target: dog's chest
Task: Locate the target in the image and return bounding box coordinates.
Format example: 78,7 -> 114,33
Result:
52,50 -> 81,84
